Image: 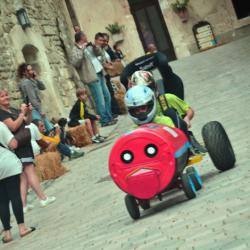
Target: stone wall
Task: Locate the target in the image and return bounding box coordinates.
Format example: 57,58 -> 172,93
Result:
0,0 -> 78,118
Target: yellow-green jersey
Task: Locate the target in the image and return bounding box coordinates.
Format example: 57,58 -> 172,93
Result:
152,115 -> 175,127
132,115 -> 175,129
156,93 -> 190,118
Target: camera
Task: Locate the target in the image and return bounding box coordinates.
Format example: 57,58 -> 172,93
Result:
86,42 -> 92,47
25,96 -> 29,106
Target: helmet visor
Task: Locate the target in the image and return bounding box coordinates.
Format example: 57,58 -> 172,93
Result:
128,100 -> 154,121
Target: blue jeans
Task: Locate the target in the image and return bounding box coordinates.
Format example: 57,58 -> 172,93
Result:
88,73 -> 112,124
57,143 -> 71,158
32,109 -> 54,133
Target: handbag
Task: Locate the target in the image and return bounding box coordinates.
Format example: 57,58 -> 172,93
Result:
14,127 -> 31,147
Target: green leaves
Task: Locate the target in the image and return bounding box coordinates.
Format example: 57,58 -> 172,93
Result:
105,22 -> 125,34
171,0 -> 189,13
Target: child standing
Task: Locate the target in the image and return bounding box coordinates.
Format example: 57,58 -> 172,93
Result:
68,88 -> 105,143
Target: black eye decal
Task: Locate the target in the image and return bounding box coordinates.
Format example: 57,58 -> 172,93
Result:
144,144 -> 158,157
121,150 -> 134,163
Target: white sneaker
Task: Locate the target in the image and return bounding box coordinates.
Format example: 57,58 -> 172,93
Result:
40,196 -> 56,207
91,136 -> 101,143
70,146 -> 81,152
23,204 -> 34,214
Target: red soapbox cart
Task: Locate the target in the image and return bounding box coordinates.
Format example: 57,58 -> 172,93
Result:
109,122 -> 235,220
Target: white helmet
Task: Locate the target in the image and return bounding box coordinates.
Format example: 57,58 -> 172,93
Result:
130,70 -> 156,91
124,85 -> 156,125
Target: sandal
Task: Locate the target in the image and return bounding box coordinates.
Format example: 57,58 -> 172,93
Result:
2,237 -> 13,244
20,227 -> 36,238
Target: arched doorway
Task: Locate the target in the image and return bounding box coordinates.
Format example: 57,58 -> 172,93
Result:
22,44 -> 41,74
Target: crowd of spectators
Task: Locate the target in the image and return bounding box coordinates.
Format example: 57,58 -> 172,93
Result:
0,26 -> 125,243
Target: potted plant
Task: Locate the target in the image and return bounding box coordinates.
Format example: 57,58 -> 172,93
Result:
105,22 -> 125,43
171,0 -> 189,23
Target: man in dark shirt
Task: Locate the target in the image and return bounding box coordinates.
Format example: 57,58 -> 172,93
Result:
101,33 -> 122,116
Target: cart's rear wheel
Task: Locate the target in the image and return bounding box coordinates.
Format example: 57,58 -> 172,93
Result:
202,121 -> 236,171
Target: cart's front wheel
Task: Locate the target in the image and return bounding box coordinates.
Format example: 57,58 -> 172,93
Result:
181,173 -> 196,199
125,195 -> 140,220
186,167 -> 202,191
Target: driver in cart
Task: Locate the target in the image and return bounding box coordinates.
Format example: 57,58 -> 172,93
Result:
125,70 -> 207,154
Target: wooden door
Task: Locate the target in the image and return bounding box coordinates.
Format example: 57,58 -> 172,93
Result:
129,0 -> 176,61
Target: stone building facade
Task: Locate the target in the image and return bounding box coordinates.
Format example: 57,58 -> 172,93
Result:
0,0 -> 249,117
70,0 -> 250,60
0,0 -> 78,118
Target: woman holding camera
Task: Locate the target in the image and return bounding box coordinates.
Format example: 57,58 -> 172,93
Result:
0,90 -> 56,214
17,63 -> 53,133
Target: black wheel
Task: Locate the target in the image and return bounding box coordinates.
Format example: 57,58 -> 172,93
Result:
202,121 -> 236,171
186,167 -> 202,191
181,173 -> 196,199
125,195 -> 140,220
138,199 -> 150,210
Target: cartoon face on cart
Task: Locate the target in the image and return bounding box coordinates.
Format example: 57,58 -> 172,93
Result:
109,124 -> 190,200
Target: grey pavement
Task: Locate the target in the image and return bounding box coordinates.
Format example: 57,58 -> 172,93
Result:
2,36 -> 250,250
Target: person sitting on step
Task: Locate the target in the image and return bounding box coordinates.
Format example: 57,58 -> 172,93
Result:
32,119 -> 84,160
68,88 -> 106,143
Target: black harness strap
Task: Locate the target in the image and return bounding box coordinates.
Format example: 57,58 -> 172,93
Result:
158,94 -> 169,114
157,94 -> 187,135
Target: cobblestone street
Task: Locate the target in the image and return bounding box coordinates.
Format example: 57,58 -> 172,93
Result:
2,36 -> 250,250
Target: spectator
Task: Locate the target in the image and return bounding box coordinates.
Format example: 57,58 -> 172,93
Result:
73,25 -> 81,33
102,33 -> 118,61
71,31 -> 116,127
96,32 -> 121,116
146,43 -> 157,54
17,63 -> 54,133
0,90 -> 56,213
32,119 -> 84,160
57,118 -> 76,146
26,121 -> 68,182
113,43 -> 125,60
0,122 -> 36,243
68,88 -> 106,143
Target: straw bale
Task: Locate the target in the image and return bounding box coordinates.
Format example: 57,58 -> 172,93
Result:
67,124 -> 92,147
35,151 -> 68,181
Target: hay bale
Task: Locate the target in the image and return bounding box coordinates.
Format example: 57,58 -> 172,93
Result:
112,80 -> 127,114
35,151 -> 68,182
67,124 -> 92,147
46,143 -> 58,152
